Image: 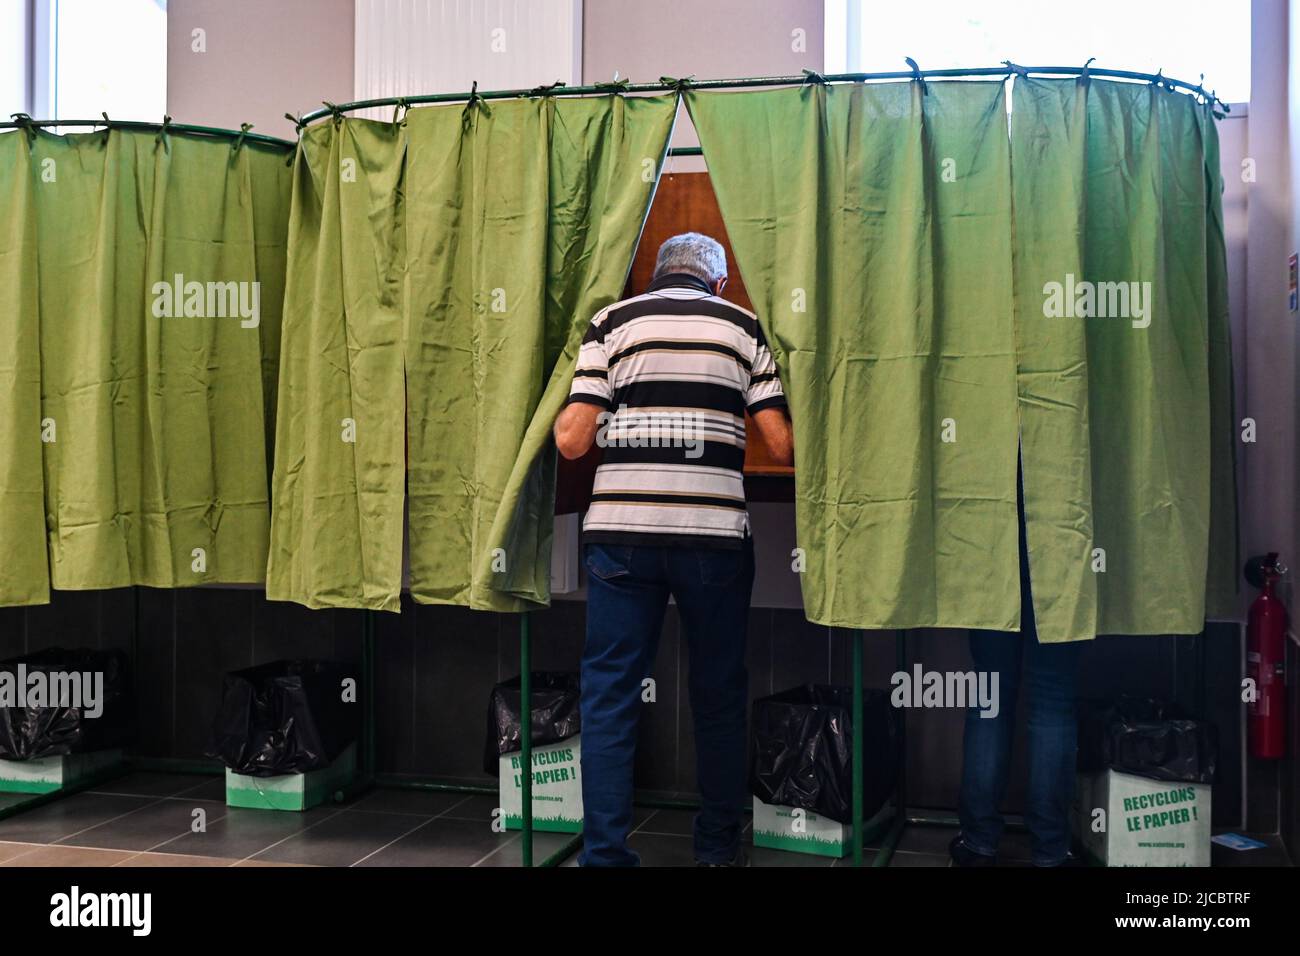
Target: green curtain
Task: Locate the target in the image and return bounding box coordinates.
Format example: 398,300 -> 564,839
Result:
0,131 -> 46,605
1199,100 -> 1239,620
1011,78 -> 1236,639
686,82 -> 1023,632
690,78 -> 1236,641
266,118 -> 408,611
268,94 -> 676,611
0,128 -> 291,604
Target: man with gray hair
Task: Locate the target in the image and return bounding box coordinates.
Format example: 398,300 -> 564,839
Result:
554,232 -> 793,866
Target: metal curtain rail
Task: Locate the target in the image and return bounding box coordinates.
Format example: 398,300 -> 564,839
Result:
0,117 -> 295,150
292,64 -> 1230,129
0,64 -> 1227,150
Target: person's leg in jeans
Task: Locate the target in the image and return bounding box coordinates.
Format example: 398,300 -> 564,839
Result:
1022,635 -> 1084,865
957,458 -> 1032,860
957,627 -> 1023,858
579,543 -> 669,866
957,458 -> 1085,864
667,538 -> 754,864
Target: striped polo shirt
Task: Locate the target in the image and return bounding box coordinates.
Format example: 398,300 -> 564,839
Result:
565,272 -> 787,549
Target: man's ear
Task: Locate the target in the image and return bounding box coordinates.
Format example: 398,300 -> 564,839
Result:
714,276 -> 728,295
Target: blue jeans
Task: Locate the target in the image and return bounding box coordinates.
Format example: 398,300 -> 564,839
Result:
578,539 -> 754,866
957,495 -> 1084,866
958,628 -> 1083,865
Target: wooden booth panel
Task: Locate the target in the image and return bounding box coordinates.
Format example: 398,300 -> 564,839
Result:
556,172 -> 794,515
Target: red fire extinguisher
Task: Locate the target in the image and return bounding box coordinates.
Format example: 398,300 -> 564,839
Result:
1245,553 -> 1288,759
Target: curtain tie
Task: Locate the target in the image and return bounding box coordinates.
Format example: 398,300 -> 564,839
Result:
594,77 -> 631,95
391,98 -> 409,130
283,114 -> 305,166
525,81 -> 566,98
462,81 -> 492,128
322,102 -> 345,127
1209,86 -> 1225,119
9,112 -> 36,144
905,57 -> 928,95
155,115 -> 172,153
801,69 -> 828,86
659,75 -> 695,95
230,122 -> 252,155
1080,57 -> 1096,84
462,81 -> 491,128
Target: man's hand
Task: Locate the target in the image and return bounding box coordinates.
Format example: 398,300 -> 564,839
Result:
750,407 -> 794,467
554,401 -> 604,460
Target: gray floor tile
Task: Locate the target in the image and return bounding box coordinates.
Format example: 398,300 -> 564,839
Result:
0,792 -> 39,813
1,844 -> 137,867
150,805 -> 340,859
748,845 -> 837,867
896,825 -> 960,856
623,831 -> 695,866
355,816 -> 518,867
0,792 -> 154,845
57,798 -> 225,851
251,809 -> 432,866
168,776 -> 228,802
632,807 -> 695,836
349,788 -> 477,818
474,830 -> 579,867
88,772 -> 208,799
437,792 -> 502,823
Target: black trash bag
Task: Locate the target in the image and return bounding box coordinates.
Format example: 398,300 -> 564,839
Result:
207,659 -> 359,776
1078,696 -> 1218,784
749,685 -> 899,826
484,672 -> 581,775
0,647 -> 133,760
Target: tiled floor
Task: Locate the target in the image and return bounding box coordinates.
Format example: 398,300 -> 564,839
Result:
0,774 -> 575,868
0,774 -> 1290,867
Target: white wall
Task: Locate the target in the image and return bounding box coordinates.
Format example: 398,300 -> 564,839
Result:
353,0 -> 582,120
582,0 -> 824,171
167,0 -> 354,140
1245,0 -> 1296,617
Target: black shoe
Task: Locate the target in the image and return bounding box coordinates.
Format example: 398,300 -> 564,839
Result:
949,835 -> 997,867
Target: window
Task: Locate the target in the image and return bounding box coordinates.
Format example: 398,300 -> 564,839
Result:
825,0 -> 1250,105
0,2 -> 32,117
3,0 -> 167,122
51,0 -> 167,121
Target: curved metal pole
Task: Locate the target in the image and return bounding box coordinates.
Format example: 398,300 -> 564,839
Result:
2,64 -> 1225,149
292,64 -> 1229,129
0,117 -> 295,150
